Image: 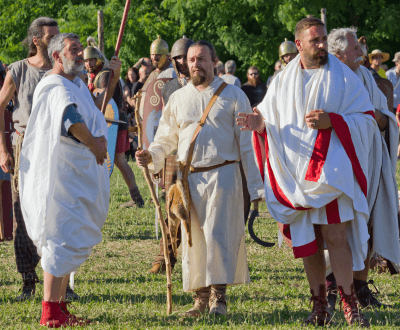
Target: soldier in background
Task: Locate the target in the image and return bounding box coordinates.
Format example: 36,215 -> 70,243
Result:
148,36 -> 194,274
84,45 -> 144,208
241,66 -> 267,107
267,38 -> 298,87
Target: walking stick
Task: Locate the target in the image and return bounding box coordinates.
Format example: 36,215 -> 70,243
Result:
133,90 -> 173,315
100,0 -> 131,115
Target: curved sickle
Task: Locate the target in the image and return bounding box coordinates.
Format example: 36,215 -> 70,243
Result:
247,210 -> 275,248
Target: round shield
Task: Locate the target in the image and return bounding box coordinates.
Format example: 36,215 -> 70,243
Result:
141,78 -> 172,150
93,88 -> 119,177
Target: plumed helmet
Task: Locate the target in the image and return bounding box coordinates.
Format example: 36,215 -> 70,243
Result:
279,38 -> 298,58
150,35 -> 169,55
83,46 -> 104,62
170,35 -> 194,59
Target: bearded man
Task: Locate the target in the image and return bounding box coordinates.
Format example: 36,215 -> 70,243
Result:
148,36 -> 194,274
136,40 -> 264,317
84,45 -> 144,208
241,66 -> 267,107
19,33 -> 121,327
237,18 -> 376,327
325,27 -> 399,310
0,16 -> 79,301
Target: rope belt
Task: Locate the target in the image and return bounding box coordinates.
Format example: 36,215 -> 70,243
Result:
179,160 -> 237,174
12,131 -> 24,194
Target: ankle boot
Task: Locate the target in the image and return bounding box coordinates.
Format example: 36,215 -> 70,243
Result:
40,301 -> 80,327
183,286 -> 210,317
303,284 -> 332,326
339,284 -> 370,328
209,284 -> 227,316
16,272 -> 39,302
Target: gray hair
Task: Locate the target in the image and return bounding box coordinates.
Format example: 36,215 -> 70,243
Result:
328,27 -> 358,55
48,33 -> 80,66
225,60 -> 236,74
215,61 -> 225,74
22,17 -> 58,57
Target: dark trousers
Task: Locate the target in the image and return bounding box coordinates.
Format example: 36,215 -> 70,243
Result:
11,147 -> 40,274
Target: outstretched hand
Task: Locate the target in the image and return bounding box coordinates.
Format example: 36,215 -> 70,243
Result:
236,107 -> 265,134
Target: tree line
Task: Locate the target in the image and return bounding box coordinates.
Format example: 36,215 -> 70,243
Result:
1,0 -> 400,83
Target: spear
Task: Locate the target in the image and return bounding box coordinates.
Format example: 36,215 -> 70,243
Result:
100,0 -> 131,115
133,90 -> 173,314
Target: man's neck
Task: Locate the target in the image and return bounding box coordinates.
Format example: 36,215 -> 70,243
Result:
300,57 -> 320,70
195,76 -> 214,92
27,50 -> 52,70
395,65 -> 400,77
226,73 -> 233,76
139,78 -> 146,83
371,64 -> 380,71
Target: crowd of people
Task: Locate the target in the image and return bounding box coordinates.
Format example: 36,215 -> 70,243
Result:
0,14 -> 399,328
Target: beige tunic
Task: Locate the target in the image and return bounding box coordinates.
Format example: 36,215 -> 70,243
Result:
148,77 -> 264,291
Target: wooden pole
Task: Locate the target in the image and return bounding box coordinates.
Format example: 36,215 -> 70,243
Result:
100,0 -> 131,115
321,8 -> 327,29
134,90 -> 173,314
97,10 -> 104,54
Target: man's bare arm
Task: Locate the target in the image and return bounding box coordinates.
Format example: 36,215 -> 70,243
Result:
374,109 -> 388,131
68,122 -> 108,165
92,56 -> 122,110
0,72 -> 16,173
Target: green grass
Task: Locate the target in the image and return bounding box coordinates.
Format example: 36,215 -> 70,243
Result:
1,160 -> 400,329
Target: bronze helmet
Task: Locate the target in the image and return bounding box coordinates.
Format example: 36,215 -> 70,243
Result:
278,38 -> 298,66
83,46 -> 105,69
171,35 -> 194,76
150,35 -> 169,55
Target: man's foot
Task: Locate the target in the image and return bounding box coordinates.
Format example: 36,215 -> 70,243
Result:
148,263 -> 166,274
16,272 -> 38,302
119,187 -> 144,208
326,273 -> 338,312
354,279 -> 389,309
182,287 -> 210,317
209,285 -> 227,316
302,285 -> 332,326
66,285 -> 80,301
40,301 -> 81,327
339,285 -> 370,328
60,301 -> 91,325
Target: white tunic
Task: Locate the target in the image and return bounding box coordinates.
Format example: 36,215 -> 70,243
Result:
20,74 -> 110,277
148,77 -> 264,291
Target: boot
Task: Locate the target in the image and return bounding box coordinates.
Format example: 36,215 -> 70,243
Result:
65,284 -> 80,301
326,273 -> 338,312
16,272 -> 39,302
40,301 -> 80,328
209,284 -> 227,316
119,186 -> 144,208
59,301 -> 91,325
182,287 -> 210,317
148,263 -> 166,274
354,279 -> 389,308
339,284 -> 370,328
302,285 -> 332,326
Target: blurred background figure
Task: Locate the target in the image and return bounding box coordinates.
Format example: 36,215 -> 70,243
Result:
241,66 -> 267,107
215,60 -> 225,77
368,49 -> 389,79
221,60 -> 241,87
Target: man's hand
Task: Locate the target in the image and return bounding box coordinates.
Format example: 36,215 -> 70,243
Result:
305,109 -> 332,129
87,135 -> 108,165
0,150 -> 13,173
237,107 -> 266,134
135,150 -> 152,167
109,56 -> 122,79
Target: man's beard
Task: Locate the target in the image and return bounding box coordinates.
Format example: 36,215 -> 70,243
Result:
37,40 -> 51,63
190,68 -> 207,86
248,76 -> 261,87
176,62 -> 190,77
61,54 -> 84,76
305,49 -> 328,67
152,60 -> 158,69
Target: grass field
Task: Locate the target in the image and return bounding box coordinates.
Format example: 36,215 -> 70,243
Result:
0,160 -> 399,329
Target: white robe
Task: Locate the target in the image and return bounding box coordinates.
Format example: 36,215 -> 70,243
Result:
257,54 -> 378,271
325,66 -> 400,274
148,77 -> 264,291
20,74 -> 110,277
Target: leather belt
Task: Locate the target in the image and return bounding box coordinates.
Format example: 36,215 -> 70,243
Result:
180,160 -> 237,174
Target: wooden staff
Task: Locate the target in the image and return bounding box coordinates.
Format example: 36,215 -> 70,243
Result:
100,0 -> 131,115
133,90 -> 173,314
